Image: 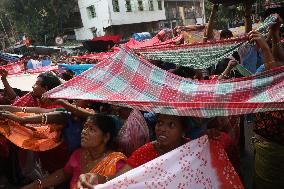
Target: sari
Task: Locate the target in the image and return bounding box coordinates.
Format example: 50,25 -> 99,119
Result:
11,92 -> 68,172
0,112 -> 63,151
127,138 -> 190,168
254,111 -> 284,188
254,138 -> 284,189
64,149 -> 127,189
12,92 -> 60,109
117,109 -> 150,156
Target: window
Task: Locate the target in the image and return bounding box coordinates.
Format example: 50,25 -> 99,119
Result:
138,0 -> 144,11
125,0 -> 132,12
112,0 -> 120,12
149,0 -> 154,11
86,5 -> 96,19
158,0 -> 162,10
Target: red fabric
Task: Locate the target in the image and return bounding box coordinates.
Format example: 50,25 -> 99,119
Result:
127,143 -> 158,168
27,65 -> 58,74
209,75 -> 219,80
73,50 -> 118,61
91,35 -> 120,43
217,132 -> 240,171
46,47 -> 284,117
12,92 -> 61,109
124,36 -> 161,49
64,149 -> 82,189
210,139 -> 243,189
0,61 -> 25,75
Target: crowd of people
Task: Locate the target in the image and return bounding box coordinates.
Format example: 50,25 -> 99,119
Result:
0,11 -> 283,189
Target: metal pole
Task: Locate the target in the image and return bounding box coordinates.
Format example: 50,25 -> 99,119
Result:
202,0 -> 206,24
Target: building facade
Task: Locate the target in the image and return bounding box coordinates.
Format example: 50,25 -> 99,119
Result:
162,0 -> 205,28
75,0 -> 166,40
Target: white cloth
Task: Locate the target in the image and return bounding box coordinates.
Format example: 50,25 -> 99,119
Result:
94,136 -> 243,189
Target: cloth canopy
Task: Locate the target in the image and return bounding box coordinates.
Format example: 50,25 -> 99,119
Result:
0,61 -> 25,75
136,38 -> 245,69
94,136 -> 243,189
73,49 -> 118,61
135,15 -> 276,69
45,47 -> 284,117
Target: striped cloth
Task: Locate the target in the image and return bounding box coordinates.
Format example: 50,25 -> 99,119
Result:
45,47 -> 284,117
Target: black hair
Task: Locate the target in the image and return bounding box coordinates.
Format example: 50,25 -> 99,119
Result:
12,88 -> 22,97
87,114 -> 118,150
37,72 -> 62,90
212,51 -> 241,76
156,114 -> 188,130
171,67 -> 196,79
61,69 -> 75,81
220,29 -> 233,39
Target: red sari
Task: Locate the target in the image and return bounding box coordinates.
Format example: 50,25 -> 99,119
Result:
127,143 -> 158,168
127,138 -> 191,168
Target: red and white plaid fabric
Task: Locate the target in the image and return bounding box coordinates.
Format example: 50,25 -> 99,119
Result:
45,47 -> 284,117
27,65 -> 58,74
0,61 -> 25,75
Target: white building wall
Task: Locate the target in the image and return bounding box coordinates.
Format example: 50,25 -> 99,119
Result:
75,0 -> 166,40
109,0 -> 166,25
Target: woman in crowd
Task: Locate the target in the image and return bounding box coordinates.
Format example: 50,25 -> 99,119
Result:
0,72 -> 66,186
21,114 -> 127,189
77,114 -> 190,188
248,14 -> 284,189
111,105 -> 151,156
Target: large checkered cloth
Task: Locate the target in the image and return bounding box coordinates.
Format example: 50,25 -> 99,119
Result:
45,47 -> 284,117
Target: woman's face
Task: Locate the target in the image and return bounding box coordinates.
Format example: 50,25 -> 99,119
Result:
32,77 -> 47,98
155,115 -> 184,148
81,119 -> 109,148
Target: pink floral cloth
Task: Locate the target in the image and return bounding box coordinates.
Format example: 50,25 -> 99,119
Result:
117,109 -> 150,156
